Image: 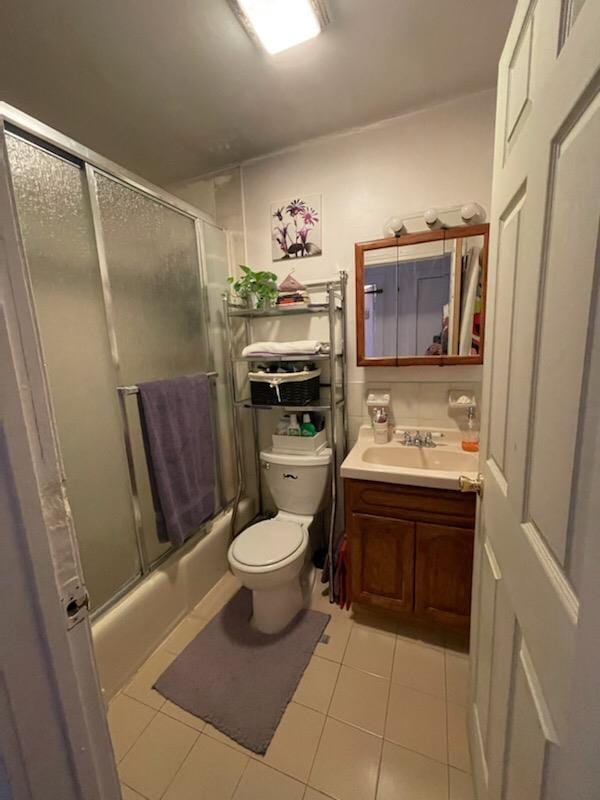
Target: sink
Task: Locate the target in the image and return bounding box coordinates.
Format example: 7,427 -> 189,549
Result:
341,425 -> 479,489
362,445 -> 477,472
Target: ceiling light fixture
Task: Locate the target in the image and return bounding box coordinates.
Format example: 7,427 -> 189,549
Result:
230,0 -> 329,55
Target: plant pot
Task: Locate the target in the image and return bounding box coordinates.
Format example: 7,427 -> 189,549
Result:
253,295 -> 275,310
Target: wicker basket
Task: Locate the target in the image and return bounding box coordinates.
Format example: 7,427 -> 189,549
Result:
249,368 -> 321,406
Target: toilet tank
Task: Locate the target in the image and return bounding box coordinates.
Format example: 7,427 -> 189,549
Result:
260,448 -> 332,515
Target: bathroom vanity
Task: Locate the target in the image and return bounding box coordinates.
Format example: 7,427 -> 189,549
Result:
344,479 -> 475,629
341,426 -> 478,630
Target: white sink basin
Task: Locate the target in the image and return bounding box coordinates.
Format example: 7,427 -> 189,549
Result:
341,425 -> 479,489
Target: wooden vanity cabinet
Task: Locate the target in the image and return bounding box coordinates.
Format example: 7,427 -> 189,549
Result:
345,479 -> 476,630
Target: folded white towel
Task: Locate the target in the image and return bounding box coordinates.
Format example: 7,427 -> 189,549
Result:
242,340 -> 330,357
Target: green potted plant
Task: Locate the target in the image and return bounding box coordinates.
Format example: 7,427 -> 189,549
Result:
228,265 -> 279,309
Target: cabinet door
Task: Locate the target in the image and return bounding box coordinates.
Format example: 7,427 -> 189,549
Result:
349,513 -> 414,612
415,522 -> 474,627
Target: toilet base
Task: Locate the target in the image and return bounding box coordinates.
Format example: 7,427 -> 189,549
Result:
251,580 -> 304,634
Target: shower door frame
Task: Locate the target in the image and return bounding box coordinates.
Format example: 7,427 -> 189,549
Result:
0,102 -> 232,619
0,113 -> 120,799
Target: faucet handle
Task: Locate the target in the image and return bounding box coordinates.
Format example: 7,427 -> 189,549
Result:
423,431 -> 436,448
401,429 -> 413,446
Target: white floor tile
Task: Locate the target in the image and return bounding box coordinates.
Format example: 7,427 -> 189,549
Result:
119,712 -> 198,800
446,651 -> 469,706
392,637 -> 446,698
260,702 -> 325,783
108,694 -> 156,762
163,734 -> 247,800
329,665 -> 389,736
377,741 -> 448,800
162,615 -> 209,655
448,702 -> 471,772
343,627 -> 395,678
233,760 -> 304,800
309,717 -> 382,800
123,647 -> 177,711
385,683 -> 447,764
294,655 -> 340,713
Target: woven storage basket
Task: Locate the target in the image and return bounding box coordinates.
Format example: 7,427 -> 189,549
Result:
249,368 -> 321,406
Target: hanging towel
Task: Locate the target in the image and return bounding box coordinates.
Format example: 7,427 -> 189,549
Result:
322,531 -> 351,609
137,375 -> 215,547
242,340 -> 330,357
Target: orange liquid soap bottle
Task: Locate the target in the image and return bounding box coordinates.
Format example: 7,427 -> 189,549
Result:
461,405 -> 480,452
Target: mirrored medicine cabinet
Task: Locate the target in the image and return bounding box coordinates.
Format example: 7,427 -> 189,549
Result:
355,223 -> 489,366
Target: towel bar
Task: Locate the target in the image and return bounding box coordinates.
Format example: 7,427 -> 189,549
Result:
115,370 -> 221,576
117,371 -> 218,395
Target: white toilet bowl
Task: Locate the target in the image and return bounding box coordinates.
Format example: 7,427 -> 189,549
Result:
228,516 -> 309,634
227,447 -> 331,634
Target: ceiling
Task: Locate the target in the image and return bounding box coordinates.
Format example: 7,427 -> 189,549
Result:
0,0 -> 516,185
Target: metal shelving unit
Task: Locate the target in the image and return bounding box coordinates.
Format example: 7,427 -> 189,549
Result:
223,271 -> 348,601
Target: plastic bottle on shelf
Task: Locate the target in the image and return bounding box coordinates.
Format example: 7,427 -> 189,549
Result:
301,413 -> 317,437
288,414 -> 301,436
275,415 -> 290,435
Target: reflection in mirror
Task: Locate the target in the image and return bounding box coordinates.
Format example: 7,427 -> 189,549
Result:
356,224 -> 488,366
457,234 -> 484,357
363,246 -> 398,359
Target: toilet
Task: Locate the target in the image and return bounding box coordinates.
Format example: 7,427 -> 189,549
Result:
228,447 -> 332,634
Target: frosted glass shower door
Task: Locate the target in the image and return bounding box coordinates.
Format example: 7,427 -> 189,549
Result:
202,222 -> 236,503
91,172 -> 212,564
6,134 -> 141,610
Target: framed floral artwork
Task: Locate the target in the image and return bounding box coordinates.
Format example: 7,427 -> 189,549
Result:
271,195 -> 322,261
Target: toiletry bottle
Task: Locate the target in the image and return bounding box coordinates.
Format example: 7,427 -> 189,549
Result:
288,414 -> 301,436
275,415 -> 290,435
462,407 -> 480,452
301,413 -> 317,437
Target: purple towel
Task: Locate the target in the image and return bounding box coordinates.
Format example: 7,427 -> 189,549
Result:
137,375 -> 215,547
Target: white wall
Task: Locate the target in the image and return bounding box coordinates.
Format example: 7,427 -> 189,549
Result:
240,90 -> 496,441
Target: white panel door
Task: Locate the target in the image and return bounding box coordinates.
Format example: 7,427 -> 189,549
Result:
470,0 -> 600,797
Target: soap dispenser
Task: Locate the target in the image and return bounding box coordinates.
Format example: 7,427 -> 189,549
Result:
462,406 -> 479,452
373,407 -> 389,444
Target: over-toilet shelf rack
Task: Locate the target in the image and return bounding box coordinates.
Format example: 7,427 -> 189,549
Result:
223,271 -> 348,602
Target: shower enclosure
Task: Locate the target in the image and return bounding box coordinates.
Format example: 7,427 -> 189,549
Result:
1,106 -> 235,615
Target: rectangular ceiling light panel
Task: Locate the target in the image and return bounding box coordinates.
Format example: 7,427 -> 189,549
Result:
233,0 -> 329,54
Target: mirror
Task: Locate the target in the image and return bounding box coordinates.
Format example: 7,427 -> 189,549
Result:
355,224 -> 489,366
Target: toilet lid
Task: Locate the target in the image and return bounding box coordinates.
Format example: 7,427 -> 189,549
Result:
232,520 -> 304,567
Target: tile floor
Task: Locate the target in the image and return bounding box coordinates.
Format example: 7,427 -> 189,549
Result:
109,572 -> 474,800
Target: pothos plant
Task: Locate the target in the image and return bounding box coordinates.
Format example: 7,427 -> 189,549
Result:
228,265 -> 279,309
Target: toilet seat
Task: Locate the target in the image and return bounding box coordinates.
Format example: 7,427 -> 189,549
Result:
231,520 -> 305,569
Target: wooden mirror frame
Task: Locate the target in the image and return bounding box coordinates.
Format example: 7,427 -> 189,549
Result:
355,222 -> 489,366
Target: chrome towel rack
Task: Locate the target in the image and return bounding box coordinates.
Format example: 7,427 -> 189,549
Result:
117,371 -> 219,395
115,371 -> 221,578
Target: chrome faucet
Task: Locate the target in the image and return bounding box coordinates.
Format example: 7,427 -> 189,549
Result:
400,429 -> 436,448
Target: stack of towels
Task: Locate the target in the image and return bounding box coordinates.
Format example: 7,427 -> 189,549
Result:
242,340 -> 330,358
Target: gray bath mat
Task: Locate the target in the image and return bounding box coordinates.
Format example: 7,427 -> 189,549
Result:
153,588 -> 330,754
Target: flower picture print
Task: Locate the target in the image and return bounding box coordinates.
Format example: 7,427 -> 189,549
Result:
271,195 -> 322,261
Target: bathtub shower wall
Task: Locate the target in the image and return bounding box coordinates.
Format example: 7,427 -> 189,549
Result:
5,127 -> 234,616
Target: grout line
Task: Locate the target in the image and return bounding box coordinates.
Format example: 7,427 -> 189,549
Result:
444,649 -> 452,799
156,729 -> 202,800
121,778 -> 152,800
374,637 -> 397,798
113,703 -> 159,765
302,612 -> 355,793
230,754 -> 252,799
